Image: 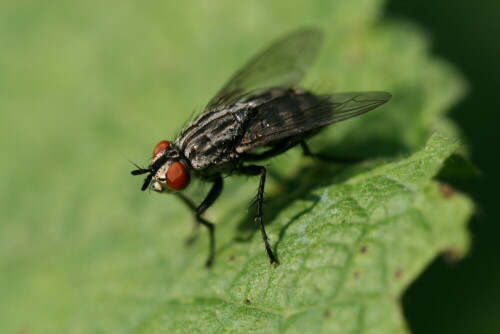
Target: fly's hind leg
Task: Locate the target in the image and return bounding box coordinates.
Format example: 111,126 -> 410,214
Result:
175,174 -> 223,267
237,165 -> 278,265
300,141 -> 360,163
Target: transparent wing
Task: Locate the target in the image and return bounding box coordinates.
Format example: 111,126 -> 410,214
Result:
236,91 -> 392,151
207,29 -> 324,108
325,91 -> 393,122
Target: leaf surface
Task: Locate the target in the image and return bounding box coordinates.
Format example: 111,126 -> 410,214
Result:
0,1 -> 472,333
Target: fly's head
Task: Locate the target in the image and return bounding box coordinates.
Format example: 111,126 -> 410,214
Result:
131,140 -> 190,193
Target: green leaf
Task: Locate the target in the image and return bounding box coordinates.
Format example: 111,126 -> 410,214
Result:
0,0 -> 473,333
132,135 -> 472,333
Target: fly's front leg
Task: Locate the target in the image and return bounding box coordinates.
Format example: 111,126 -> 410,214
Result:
238,165 -> 278,265
175,174 -> 223,267
301,141 -> 360,163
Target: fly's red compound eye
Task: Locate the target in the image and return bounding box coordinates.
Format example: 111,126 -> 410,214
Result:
166,161 -> 189,190
153,140 -> 170,157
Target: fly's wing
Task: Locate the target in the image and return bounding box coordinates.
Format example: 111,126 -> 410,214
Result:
236,91 -> 391,152
206,29 -> 324,108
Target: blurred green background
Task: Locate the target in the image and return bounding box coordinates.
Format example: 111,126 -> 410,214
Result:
388,1 -> 500,333
0,0 -> 498,333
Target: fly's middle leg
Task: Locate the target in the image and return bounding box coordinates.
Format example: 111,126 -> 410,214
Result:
238,165 -> 278,265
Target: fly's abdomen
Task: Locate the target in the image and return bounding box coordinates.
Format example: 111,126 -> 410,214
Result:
236,89 -> 330,153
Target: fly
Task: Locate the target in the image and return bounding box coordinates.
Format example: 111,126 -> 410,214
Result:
131,29 -> 391,267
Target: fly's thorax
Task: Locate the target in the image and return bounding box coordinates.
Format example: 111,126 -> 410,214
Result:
174,103 -> 255,172
149,140 -> 191,193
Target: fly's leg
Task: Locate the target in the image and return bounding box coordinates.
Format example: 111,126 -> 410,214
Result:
174,193 -> 200,245
194,174 -> 223,267
175,174 -> 223,267
238,165 -> 278,265
301,141 -> 360,163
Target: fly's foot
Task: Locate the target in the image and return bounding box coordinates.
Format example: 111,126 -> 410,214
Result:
205,254 -> 214,268
254,215 -> 278,266
185,232 -> 199,246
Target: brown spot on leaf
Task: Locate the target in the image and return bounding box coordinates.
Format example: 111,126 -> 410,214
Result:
394,268 -> 403,279
439,183 -> 455,198
324,310 -> 331,318
353,271 -> 360,279
229,255 -> 236,262
360,246 -> 368,254
245,298 -> 252,305
443,247 -> 462,262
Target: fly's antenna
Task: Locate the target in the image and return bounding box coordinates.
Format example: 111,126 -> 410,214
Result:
129,159 -> 150,175
129,159 -> 153,191
131,168 -> 150,175
130,168 -> 153,191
